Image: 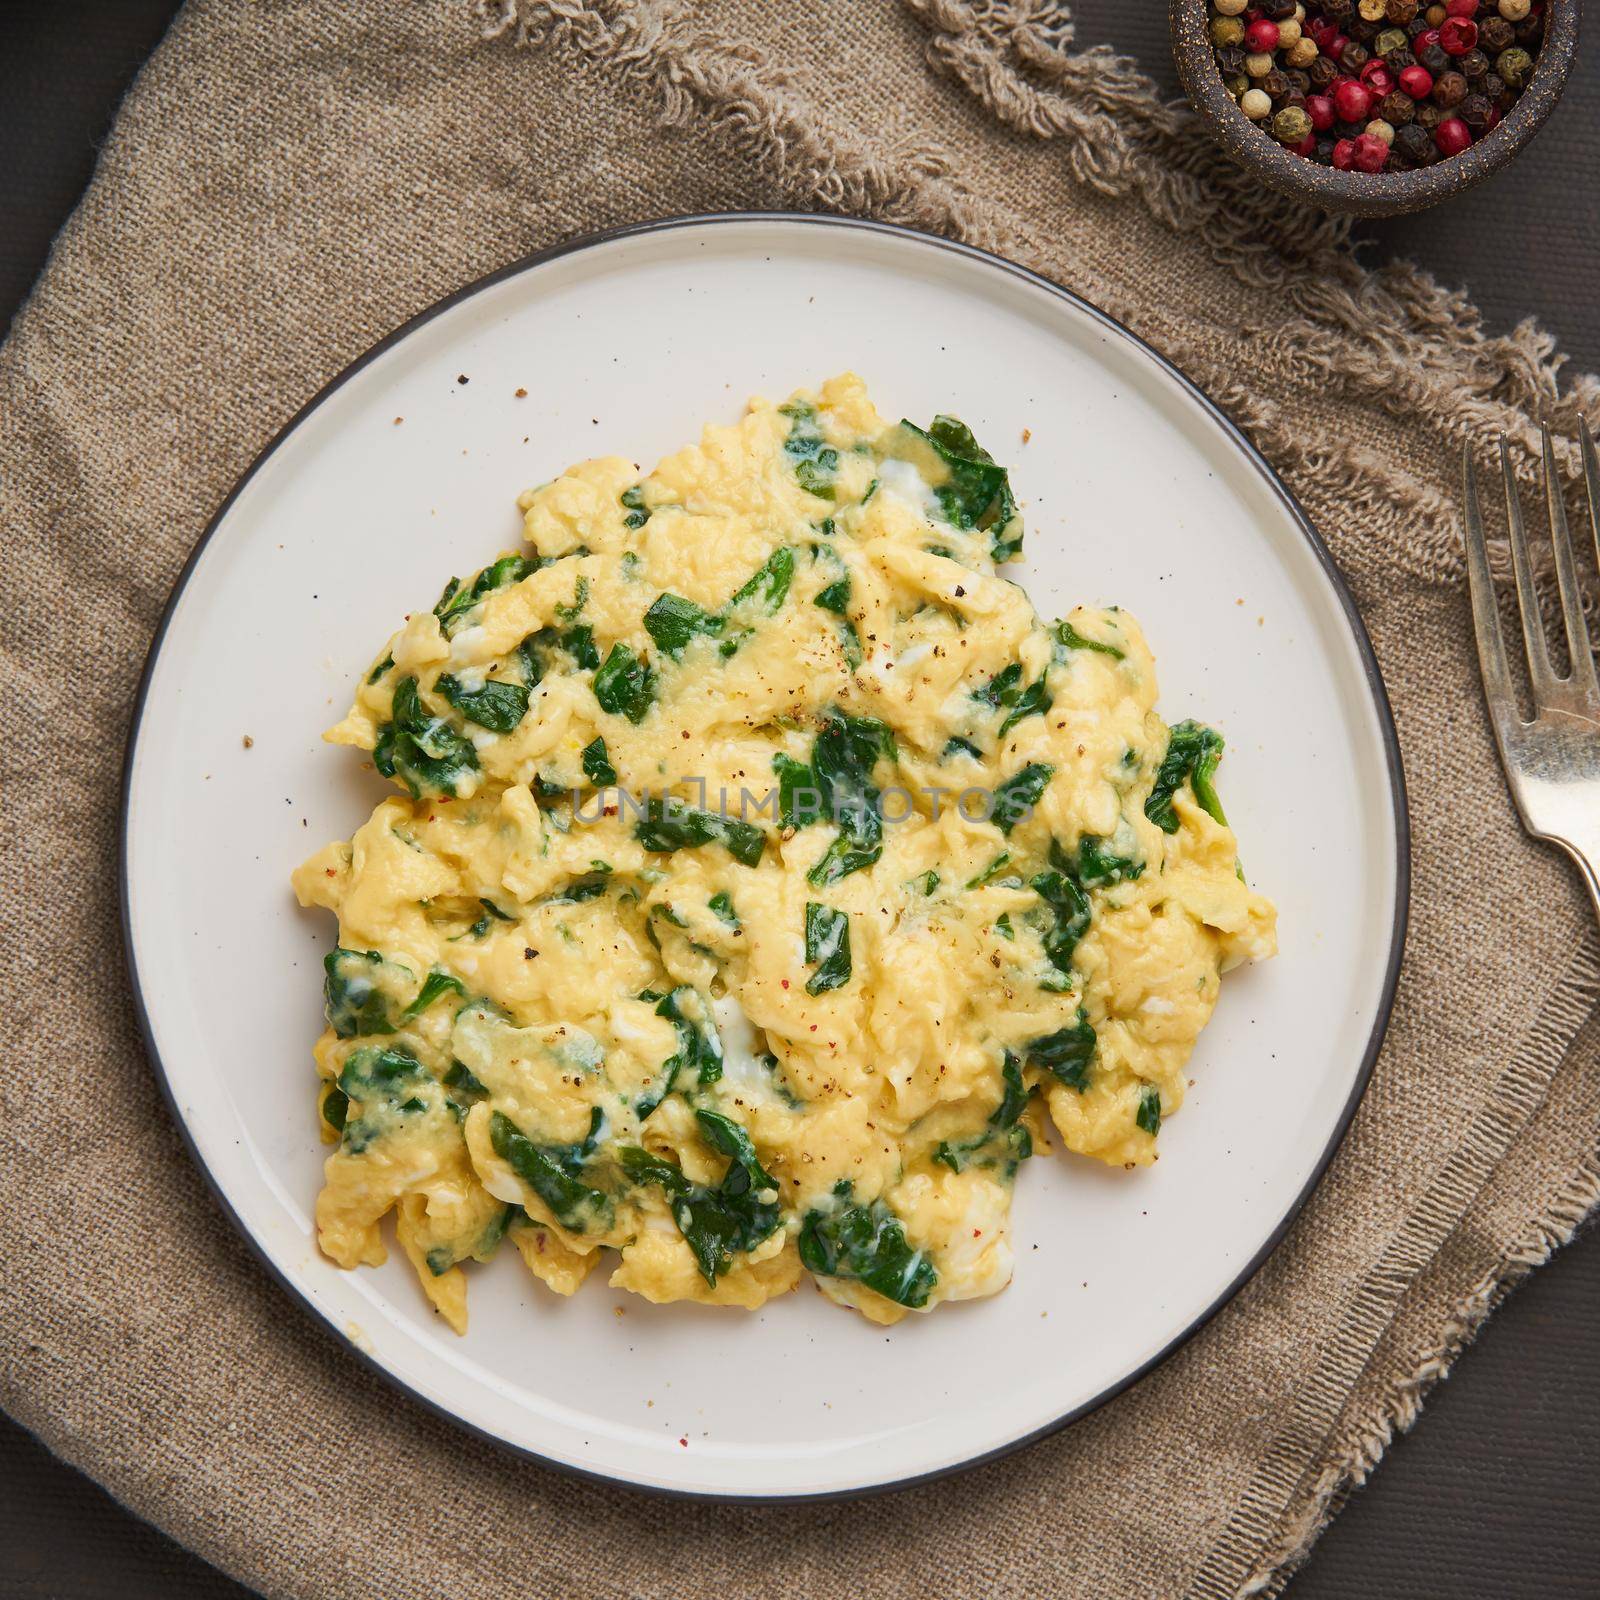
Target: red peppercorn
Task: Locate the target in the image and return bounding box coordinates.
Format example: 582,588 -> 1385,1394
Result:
1444,0 -> 1478,14
1333,78 -> 1374,121
1307,92 -> 1337,129
1292,132 -> 1318,156
1331,136 -> 1358,168
1360,60 -> 1396,94
1244,18 -> 1282,51
1325,31 -> 1351,57
1398,63 -> 1434,95
1416,26 -> 1440,48
1439,16 -> 1478,53
1352,132 -> 1390,171
1434,114 -> 1472,153
1484,101 -> 1501,128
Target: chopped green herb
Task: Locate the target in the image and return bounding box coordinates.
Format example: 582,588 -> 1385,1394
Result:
780,400 -> 840,501
1076,834 -> 1143,887
804,902 -> 852,994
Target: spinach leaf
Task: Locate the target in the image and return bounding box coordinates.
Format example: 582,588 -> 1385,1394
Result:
442,1060 -> 489,1106
1144,719 -> 1227,832
323,947 -> 409,1037
517,623 -> 599,685
1027,1009 -> 1097,1092
1136,1084 -> 1162,1136
620,485 -> 650,529
555,576 -> 589,621
403,969 -> 466,1019
966,851 -> 1019,890
489,1108 -> 613,1233
1056,619 -> 1125,660
934,1051 -> 1033,1178
366,652 -> 394,685
901,415 -> 1023,563
909,869 -> 940,896
780,401 -> 839,500
320,1085 -> 349,1133
635,796 -> 766,867
726,546 -> 795,615
708,891 -> 740,927
773,752 -> 825,830
373,676 -> 482,797
434,673 -> 529,733
434,554 -> 537,638
804,902 -> 852,995
1075,834 -> 1143,887
636,985 -> 725,1117
992,762 -> 1054,833
592,643 -> 656,724
999,677 -> 1052,736
975,661 -> 1023,710
798,1183 -> 937,1308
644,592 -> 724,660
1030,856 -> 1091,981
581,736 -> 617,787
814,576 -> 851,614
337,1046 -> 432,1154
425,1204 -> 514,1277
805,711 -> 895,885
618,1108 -> 781,1285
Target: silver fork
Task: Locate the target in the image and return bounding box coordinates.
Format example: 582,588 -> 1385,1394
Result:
1462,424 -> 1600,923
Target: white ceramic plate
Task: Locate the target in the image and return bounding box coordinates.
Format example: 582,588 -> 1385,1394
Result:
123,215 -> 1407,1500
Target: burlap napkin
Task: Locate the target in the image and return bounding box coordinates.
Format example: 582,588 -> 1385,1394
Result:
4,3 -> 1599,1595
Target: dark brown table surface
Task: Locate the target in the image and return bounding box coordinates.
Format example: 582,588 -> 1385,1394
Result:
2,4 -> 1596,1596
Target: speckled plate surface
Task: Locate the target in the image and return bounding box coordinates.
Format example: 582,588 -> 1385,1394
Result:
122,214 -> 1407,1499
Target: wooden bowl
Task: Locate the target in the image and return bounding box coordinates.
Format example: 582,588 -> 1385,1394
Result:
1171,0 -> 1580,216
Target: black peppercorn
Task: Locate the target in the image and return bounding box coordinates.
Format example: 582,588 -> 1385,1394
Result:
1418,41 -> 1449,73
1340,41 -> 1370,70
1514,15 -> 1544,48
1385,44 -> 1417,70
1264,0 -> 1297,18
1477,15 -> 1514,53
1285,69 -> 1312,94
1394,122 -> 1437,164
1321,0 -> 1353,18
1215,43 -> 1247,74
1386,151 -> 1413,172
1457,93 -> 1493,133
1406,13 -> 1430,37
1481,71 -> 1512,110
1308,54 -> 1339,87
1432,69 -> 1467,108
1334,118 -> 1367,139
1348,18 -> 1379,44
1260,68 -> 1291,100
1384,0 -> 1418,22
1458,48 -> 1490,82
1378,89 -> 1416,125
1413,99 -> 1443,130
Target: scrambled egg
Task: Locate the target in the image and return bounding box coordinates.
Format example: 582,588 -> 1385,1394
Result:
291,374 -> 1276,1331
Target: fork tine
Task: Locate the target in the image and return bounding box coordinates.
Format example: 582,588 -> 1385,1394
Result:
1463,440 -> 1519,726
1542,425 -> 1600,699
1500,433 -> 1557,697
1582,421 -> 1600,583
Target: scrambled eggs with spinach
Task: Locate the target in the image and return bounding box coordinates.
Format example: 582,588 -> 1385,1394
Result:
292,374 -> 1276,1330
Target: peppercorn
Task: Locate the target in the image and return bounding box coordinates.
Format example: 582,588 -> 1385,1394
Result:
1341,40 -> 1371,68
1496,0 -> 1530,18
1352,130 -> 1390,168
1314,135 -> 1339,162
1378,88 -> 1417,122
1439,15 -> 1478,52
1457,92 -> 1493,130
1481,70 -> 1512,107
1425,2 -> 1447,20
1365,116 -> 1397,143
1384,0 -> 1419,20
1240,86 -> 1274,118
1273,104 -> 1315,142
1278,17 -> 1305,47
1287,36 -> 1321,66
1224,72 -> 1251,96
1322,0 -> 1355,16
1434,113 -> 1472,152
1348,18 -> 1381,43
1477,14 -> 1513,50
1414,99 -> 1444,128
1394,121 -> 1439,161
1457,47 -> 1491,80
1216,42 -> 1247,73
1265,0 -> 1298,16
1308,53 -> 1340,86
1260,67 -> 1292,99
1495,45 -> 1533,87
1432,68 -> 1467,105
1513,14 -> 1543,47
1375,26 -> 1409,53
1334,118 -> 1368,137
1358,0 -> 1386,19
1418,40 -> 1450,71
1406,12 -> 1431,35
1385,43 -> 1418,69
1286,68 -> 1313,93
1211,15 -> 1246,45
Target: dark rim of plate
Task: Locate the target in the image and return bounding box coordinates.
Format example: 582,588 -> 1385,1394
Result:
119,211 -> 1412,1506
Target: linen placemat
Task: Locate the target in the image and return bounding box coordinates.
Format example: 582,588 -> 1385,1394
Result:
3,3 -> 1598,1595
